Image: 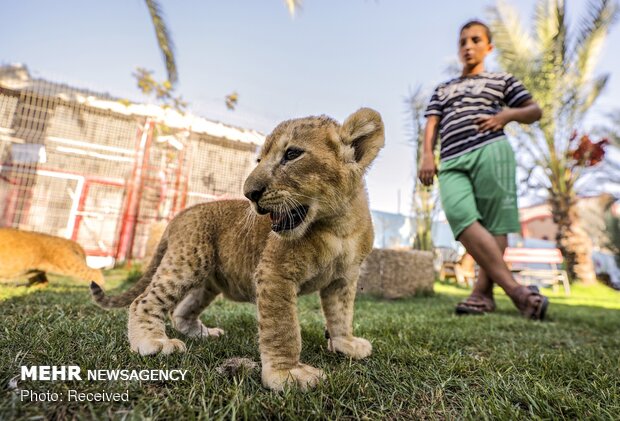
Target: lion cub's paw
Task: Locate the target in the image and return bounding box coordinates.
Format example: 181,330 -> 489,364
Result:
262,363 -> 325,391
192,326 -> 225,339
327,336 -> 372,359
130,338 -> 187,356
178,322 -> 226,340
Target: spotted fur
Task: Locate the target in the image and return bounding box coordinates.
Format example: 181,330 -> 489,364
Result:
91,108 -> 384,391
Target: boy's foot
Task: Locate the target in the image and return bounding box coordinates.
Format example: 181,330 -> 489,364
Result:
455,293 -> 496,315
511,286 -> 549,321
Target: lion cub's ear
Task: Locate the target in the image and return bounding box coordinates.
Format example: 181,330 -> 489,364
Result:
340,108 -> 385,170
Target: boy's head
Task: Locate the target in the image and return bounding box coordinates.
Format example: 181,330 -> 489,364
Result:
458,20 -> 493,69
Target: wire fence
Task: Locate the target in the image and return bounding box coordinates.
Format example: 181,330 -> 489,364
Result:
0,66 -> 263,264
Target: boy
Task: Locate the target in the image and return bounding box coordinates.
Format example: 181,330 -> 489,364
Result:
419,20 -> 548,319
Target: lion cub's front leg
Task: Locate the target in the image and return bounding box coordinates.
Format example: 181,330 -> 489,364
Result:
128,265 -> 191,355
256,275 -> 325,391
320,275 -> 372,360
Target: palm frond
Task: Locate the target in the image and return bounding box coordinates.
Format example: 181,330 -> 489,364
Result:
406,86 -> 426,123
486,0 -> 537,77
225,91 -> 239,110
561,0 -> 617,128
404,86 -> 427,161
580,73 -> 609,116
443,59 -> 462,78
535,0 -> 567,71
572,0 -> 618,83
145,0 -> 178,85
284,0 -> 303,17
529,0 -> 567,133
513,124 -> 550,158
605,110 -> 620,147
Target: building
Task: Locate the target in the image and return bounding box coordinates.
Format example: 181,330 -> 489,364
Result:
0,64 -> 264,265
520,195 -> 619,250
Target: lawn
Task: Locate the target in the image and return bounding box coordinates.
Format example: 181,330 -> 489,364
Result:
1,270 -> 619,420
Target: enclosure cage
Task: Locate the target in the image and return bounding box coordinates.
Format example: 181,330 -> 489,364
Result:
0,64 -> 264,264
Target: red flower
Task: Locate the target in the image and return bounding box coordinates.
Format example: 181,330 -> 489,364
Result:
570,134 -> 609,167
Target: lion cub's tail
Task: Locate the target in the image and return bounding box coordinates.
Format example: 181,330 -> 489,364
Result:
90,233 -> 168,309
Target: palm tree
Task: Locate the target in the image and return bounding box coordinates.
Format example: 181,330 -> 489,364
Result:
144,0 -> 302,86
407,87 -> 440,251
487,0 -> 618,283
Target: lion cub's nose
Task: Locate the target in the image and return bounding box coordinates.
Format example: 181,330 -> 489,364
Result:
244,186 -> 266,203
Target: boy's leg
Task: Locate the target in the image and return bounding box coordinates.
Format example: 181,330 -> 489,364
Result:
458,224 -> 520,296
439,145 -> 548,319
465,139 -> 547,318
439,157 -> 490,313
458,222 -> 548,319
462,234 -> 506,315
439,153 -> 498,313
471,234 -> 508,299
470,138 -> 520,301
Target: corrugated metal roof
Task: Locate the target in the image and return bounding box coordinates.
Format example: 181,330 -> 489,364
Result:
0,63 -> 265,146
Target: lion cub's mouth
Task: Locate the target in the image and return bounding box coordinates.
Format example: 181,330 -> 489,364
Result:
270,205 -> 309,232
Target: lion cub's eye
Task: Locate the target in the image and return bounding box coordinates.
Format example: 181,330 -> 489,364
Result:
282,147 -> 304,163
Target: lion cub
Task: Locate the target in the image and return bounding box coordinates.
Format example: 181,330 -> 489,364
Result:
0,228 -> 104,285
91,108 -> 384,391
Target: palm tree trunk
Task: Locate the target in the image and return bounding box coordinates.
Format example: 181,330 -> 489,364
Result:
549,186 -> 597,284
413,184 -> 434,251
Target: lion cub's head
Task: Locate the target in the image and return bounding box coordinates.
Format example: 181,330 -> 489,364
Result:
243,108 -> 384,239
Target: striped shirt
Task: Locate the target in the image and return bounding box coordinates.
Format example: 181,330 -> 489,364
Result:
425,72 -> 532,161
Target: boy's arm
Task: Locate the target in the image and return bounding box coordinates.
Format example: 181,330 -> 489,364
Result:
418,115 -> 440,186
475,99 -> 542,132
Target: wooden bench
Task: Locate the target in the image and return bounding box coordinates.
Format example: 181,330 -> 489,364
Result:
503,247 -> 570,295
436,247 -> 476,287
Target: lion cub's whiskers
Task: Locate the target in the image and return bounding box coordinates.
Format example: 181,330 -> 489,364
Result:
283,197 -> 303,224
286,196 -> 308,220
294,192 -> 337,215
277,202 -> 294,230
241,205 -> 257,232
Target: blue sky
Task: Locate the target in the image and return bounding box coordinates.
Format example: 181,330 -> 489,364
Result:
3,0 -> 619,213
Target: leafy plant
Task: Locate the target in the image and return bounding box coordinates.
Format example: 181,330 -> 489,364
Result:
488,0 -> 619,282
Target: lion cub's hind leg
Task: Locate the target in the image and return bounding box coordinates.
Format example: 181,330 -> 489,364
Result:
27,271 -> 49,286
128,257 -> 198,355
41,241 -> 105,284
172,283 -> 225,339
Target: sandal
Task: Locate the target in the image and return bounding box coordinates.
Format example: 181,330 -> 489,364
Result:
512,286 -> 549,321
455,294 -> 496,315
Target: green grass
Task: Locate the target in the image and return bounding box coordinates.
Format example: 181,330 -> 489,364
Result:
1,271 -> 619,420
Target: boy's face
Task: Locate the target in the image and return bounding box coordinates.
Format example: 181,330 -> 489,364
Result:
458,25 -> 493,68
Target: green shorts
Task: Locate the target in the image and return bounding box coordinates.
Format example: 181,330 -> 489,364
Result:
438,138 -> 521,239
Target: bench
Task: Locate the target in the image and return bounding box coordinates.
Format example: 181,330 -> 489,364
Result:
436,247 -> 476,287
503,247 -> 570,295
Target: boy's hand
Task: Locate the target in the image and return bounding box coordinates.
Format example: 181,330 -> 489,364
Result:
418,154 -> 437,186
475,110 -> 510,132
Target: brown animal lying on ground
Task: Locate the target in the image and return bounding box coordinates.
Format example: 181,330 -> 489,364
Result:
0,228 -> 104,285
91,108 -> 384,391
